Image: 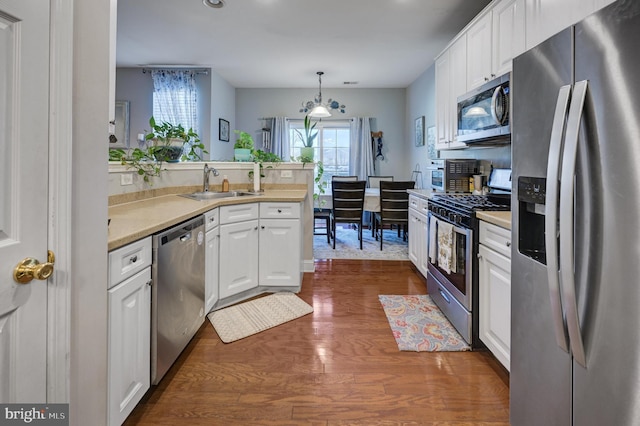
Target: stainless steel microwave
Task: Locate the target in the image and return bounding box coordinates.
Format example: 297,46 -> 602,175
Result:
457,73 -> 510,144
429,159 -> 477,192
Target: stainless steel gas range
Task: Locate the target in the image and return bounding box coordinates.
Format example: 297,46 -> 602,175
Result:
426,169 -> 511,348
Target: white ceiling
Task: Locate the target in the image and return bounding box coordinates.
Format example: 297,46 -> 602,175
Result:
116,0 -> 492,89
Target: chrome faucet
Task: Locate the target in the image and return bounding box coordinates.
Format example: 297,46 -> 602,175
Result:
203,163 -> 219,192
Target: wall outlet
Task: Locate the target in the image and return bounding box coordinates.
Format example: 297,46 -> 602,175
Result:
120,173 -> 133,185
280,170 -> 293,178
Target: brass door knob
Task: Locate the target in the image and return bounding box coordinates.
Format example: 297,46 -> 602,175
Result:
13,250 -> 56,284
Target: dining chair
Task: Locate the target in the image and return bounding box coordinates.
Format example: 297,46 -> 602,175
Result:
367,175 -> 394,188
313,208 -> 331,244
330,180 -> 366,250
374,180 -> 415,250
332,175 -> 358,182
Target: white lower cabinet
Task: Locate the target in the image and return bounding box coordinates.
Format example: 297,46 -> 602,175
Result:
205,228 -> 219,313
219,218 -> 259,299
259,202 -> 302,287
107,237 -> 152,426
478,221 -> 511,371
408,195 -> 429,277
218,202 -> 302,300
259,211 -> 301,286
204,208 -> 220,314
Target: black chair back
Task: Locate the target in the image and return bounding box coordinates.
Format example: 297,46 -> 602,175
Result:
330,180 -> 366,249
375,180 -> 415,249
332,175 -> 358,182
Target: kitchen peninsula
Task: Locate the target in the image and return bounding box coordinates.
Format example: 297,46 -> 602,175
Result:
106,187 -> 306,425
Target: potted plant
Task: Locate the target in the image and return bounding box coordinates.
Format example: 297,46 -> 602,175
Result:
294,115 -> 318,162
233,130 -> 254,161
249,149 -> 282,190
145,117 -> 207,162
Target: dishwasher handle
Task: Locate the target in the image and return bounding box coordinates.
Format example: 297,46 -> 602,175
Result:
156,216 -> 205,247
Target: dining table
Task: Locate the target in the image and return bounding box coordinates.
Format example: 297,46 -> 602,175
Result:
318,187 -> 380,213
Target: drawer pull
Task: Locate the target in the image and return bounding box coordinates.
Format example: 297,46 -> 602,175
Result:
129,255 -> 138,263
506,241 -> 511,247
277,209 -> 282,213
439,288 -> 451,304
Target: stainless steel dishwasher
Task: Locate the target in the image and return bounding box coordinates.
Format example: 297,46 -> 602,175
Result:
151,215 -> 205,385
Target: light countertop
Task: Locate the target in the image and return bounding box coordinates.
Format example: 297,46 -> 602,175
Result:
407,189 -> 436,200
476,211 -> 512,230
108,190 -> 307,251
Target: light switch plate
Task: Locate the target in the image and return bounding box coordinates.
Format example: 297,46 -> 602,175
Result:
120,173 -> 133,185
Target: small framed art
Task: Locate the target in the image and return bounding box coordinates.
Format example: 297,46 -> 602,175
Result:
415,116 -> 425,146
219,118 -> 230,142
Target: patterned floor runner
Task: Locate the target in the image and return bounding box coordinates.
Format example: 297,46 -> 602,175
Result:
378,295 -> 470,352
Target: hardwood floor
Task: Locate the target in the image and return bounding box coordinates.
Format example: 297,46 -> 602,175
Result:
125,260 -> 510,425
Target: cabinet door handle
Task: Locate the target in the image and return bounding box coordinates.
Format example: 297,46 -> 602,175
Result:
261,226 -> 265,229
146,279 -> 153,287
506,241 -> 511,247
277,209 -> 282,213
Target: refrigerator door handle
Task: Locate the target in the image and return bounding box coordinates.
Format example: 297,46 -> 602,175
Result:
559,80 -> 589,368
545,84 -> 572,353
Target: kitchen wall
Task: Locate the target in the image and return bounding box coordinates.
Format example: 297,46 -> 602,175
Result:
406,64 -> 511,189
115,67 -> 236,160
406,64 -> 436,190
235,87 -> 408,179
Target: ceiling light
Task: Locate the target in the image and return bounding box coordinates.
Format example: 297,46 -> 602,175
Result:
300,71 -> 346,118
203,0 -> 224,8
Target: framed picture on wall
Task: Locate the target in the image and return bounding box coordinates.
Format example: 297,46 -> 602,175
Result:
219,118 -> 230,142
415,116 -> 425,146
110,100 -> 130,149
427,125 -> 437,159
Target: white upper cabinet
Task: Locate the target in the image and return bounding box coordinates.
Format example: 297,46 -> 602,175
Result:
492,0 -> 526,76
466,12 -> 493,90
435,34 -> 467,151
467,0 -> 525,90
435,51 -> 451,149
448,35 -> 467,148
525,0 -> 615,51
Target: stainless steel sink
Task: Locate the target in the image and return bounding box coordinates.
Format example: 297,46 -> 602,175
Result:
180,191 -> 261,201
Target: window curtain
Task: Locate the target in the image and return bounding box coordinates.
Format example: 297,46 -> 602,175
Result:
151,70 -> 199,134
349,117 -> 374,180
270,117 -> 289,160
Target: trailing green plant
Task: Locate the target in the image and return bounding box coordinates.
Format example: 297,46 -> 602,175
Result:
233,130 -> 254,149
145,117 -> 207,161
313,161 -> 328,208
249,149 -> 282,180
294,115 -> 318,147
109,148 -> 163,183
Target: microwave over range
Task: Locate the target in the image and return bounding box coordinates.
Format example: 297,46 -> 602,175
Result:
457,73 -> 510,144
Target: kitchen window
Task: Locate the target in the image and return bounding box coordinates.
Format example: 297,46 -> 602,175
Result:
151,69 -> 199,135
289,120 -> 352,189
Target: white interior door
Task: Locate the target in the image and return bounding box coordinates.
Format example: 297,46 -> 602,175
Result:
0,0 -> 50,402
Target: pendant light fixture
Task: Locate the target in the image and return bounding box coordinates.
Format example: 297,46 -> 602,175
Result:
300,71 -> 346,118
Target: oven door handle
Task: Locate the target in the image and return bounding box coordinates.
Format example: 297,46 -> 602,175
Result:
428,212 -> 470,236
545,84 -> 571,354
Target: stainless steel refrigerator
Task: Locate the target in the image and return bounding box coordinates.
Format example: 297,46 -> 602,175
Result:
511,1 -> 640,424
